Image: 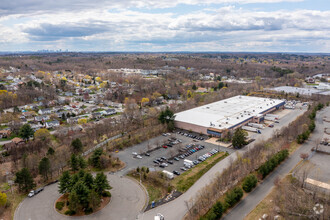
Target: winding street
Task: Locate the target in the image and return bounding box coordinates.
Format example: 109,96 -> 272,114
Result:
223,106 -> 328,220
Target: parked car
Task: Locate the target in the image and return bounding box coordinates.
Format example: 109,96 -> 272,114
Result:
145,153 -> 150,156
162,145 -> 168,149
173,170 -> 180,175
174,157 -> 179,161
136,155 -> 142,159
268,124 -> 274,128
167,160 -> 173,164
180,167 -> 187,171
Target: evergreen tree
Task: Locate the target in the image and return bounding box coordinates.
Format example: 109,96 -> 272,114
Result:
88,190 -> 101,210
47,147 -> 55,156
83,173 -> 94,190
68,191 -> 80,212
213,201 -> 223,219
94,172 -> 110,195
71,138 -> 83,153
78,156 -> 87,169
72,181 -> 90,208
70,154 -> 79,171
232,128 -> 248,149
89,149 -> 103,168
62,113 -> 67,121
19,124 -> 34,141
58,171 -> 71,194
15,168 -> 35,192
38,157 -> 51,180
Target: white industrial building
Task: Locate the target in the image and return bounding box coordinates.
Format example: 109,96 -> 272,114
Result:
174,95 -> 285,137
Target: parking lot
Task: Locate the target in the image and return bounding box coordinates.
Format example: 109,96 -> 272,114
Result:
115,130 -> 235,176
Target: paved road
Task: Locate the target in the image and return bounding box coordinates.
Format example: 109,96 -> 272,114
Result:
138,107 -> 307,220
223,106 -> 328,220
14,174 -> 146,220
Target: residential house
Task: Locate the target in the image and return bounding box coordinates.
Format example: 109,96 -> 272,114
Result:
3,137 -> 25,151
30,123 -> 43,131
305,76 -> 315,83
196,88 -> 208,93
92,112 -> 102,119
45,120 -> 60,129
0,130 -> 11,138
34,115 -> 50,122
22,111 -> 36,118
101,109 -> 116,116
38,108 -> 52,115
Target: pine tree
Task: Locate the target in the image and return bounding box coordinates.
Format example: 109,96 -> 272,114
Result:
15,168 -> 35,192
94,172 -> 110,195
19,124 -> 34,141
58,171 -> 71,194
70,154 -> 79,171
71,138 -> 83,153
38,157 -> 51,180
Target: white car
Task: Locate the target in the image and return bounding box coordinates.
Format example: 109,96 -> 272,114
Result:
136,155 -> 142,159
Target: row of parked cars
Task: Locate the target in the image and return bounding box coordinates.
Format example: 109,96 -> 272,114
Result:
177,144 -> 205,159
177,131 -> 205,141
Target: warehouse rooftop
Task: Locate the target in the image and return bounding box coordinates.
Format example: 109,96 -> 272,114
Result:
175,95 -> 284,130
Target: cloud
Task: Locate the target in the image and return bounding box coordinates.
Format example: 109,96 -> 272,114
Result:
24,22 -> 111,41
0,2 -> 330,52
0,0 -> 304,16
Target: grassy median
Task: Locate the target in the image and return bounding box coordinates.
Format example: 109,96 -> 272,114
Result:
172,152 -> 229,192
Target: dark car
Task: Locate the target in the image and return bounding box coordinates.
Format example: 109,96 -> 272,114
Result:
161,156 -> 167,160
167,160 -> 173,164
173,170 -> 180,175
145,153 -> 150,156
174,157 -> 180,161
153,160 -> 160,164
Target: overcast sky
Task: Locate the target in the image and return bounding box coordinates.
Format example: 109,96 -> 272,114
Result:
0,0 -> 329,52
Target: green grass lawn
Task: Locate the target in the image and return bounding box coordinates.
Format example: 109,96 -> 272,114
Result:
172,152 -> 229,192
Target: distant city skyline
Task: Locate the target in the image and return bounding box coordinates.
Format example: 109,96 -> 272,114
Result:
0,0 -> 329,52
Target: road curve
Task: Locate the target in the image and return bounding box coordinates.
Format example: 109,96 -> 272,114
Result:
14,174 -> 146,220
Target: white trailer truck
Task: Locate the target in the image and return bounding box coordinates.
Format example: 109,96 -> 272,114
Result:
247,123 -> 264,129
265,114 -> 279,119
242,126 -> 261,134
264,116 -> 276,121
162,170 -> 174,179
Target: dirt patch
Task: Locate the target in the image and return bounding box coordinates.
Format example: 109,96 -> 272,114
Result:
55,193 -> 110,216
205,138 -> 232,148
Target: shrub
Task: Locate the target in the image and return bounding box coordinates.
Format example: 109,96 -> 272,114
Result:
55,201 -> 64,210
258,150 -> 288,178
64,210 -> 76,215
84,207 -> 93,214
224,187 -> 243,209
102,191 -> 111,197
242,174 -> 258,192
